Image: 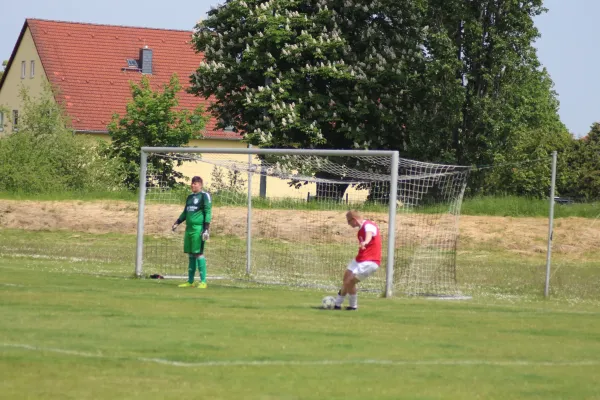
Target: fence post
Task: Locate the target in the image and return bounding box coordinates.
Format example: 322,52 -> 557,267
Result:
544,151 -> 557,297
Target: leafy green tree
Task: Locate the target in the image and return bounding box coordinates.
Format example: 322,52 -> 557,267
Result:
190,0 -> 427,198
467,66 -> 574,197
417,0 -> 576,199
107,74 -> 208,190
423,0 -> 567,168
0,83 -> 124,193
560,124 -> 600,201
191,0 -> 348,149
190,0 -> 427,151
190,0 -> 571,198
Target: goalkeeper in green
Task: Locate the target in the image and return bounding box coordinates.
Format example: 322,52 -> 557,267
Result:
172,176 -> 212,289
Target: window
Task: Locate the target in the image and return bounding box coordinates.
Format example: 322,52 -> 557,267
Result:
126,59 -> 139,68
0,112 -> 4,132
21,61 -> 26,79
12,110 -> 18,131
30,60 -> 35,78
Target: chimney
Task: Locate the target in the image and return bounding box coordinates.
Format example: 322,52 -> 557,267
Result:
139,46 -> 153,74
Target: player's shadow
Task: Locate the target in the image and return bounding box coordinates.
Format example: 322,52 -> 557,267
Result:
310,306 -> 334,311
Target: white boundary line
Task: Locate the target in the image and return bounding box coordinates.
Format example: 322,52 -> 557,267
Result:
2,343 -> 598,368
0,252 -> 98,263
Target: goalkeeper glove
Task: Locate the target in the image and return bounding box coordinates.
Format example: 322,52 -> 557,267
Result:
202,222 -> 210,241
172,219 -> 183,232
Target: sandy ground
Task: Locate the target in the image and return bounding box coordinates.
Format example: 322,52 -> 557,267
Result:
0,200 -> 598,257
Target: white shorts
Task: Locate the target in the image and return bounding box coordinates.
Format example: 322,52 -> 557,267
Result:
347,260 -> 379,281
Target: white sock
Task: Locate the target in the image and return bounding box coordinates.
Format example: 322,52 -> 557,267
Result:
335,294 -> 345,307
349,294 -> 358,309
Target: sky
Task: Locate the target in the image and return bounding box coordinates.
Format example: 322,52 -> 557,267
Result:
0,0 -> 595,137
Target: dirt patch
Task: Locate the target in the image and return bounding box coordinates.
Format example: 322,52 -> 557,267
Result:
458,215 -> 600,257
0,200 -> 598,257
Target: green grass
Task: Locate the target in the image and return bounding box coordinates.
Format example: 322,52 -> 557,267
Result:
460,196 -> 600,218
456,249 -> 600,302
1,256 -> 600,399
2,228 -> 599,301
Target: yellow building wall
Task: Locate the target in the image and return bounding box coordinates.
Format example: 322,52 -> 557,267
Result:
74,129 -> 314,199
173,139 -> 295,198
0,27 -> 46,135
81,134 -> 368,201
177,139 -> 367,201
78,132 -> 111,143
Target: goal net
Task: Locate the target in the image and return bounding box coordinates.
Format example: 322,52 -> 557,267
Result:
135,147 -> 470,297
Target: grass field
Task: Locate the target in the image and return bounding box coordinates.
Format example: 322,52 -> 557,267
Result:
2,227 -> 599,302
1,193 -> 599,399
1,227 -> 600,399
1,256 -> 600,399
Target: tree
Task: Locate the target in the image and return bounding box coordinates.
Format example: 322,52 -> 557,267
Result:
0,60 -> 7,80
422,0 -> 566,166
0,83 -> 124,193
190,0 -> 350,149
190,0 -> 427,198
107,74 -> 208,190
190,0 -> 570,197
190,0 -> 430,150
560,124 -> 600,201
328,0 -> 431,157
466,66 -> 574,198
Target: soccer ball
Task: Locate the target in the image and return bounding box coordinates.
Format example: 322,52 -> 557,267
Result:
322,296 -> 336,309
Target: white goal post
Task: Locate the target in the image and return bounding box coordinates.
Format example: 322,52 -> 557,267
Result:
134,146 -> 470,298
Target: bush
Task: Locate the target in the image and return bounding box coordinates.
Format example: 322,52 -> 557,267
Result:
0,84 -> 125,194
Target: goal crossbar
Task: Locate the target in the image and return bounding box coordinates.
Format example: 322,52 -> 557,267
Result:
141,147 -> 399,157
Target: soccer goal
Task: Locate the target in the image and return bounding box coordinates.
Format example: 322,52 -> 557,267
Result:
134,147 -> 470,298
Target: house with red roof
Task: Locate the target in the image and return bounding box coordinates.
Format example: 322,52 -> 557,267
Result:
0,19 -> 242,146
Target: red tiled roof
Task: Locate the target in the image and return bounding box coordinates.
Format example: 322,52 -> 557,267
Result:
25,19 -> 241,140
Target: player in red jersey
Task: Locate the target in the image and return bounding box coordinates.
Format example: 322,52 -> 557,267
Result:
333,210 -> 382,310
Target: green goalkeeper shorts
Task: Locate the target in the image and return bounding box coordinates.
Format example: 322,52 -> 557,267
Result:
184,229 -> 206,254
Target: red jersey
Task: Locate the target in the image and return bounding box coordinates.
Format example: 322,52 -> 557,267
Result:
356,220 -> 381,265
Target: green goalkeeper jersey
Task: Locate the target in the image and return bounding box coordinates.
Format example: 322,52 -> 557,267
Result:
179,191 -> 212,230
